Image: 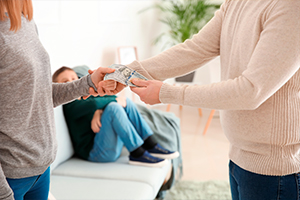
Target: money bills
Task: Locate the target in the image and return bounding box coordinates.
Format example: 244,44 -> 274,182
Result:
104,64 -> 148,87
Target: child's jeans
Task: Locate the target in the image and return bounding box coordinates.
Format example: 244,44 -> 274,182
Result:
88,99 -> 153,162
6,167 -> 50,200
229,160 -> 300,200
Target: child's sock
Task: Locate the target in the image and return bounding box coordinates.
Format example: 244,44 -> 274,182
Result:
130,146 -> 145,158
142,135 -> 157,150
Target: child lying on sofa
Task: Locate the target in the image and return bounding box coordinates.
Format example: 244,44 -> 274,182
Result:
52,66 -> 179,168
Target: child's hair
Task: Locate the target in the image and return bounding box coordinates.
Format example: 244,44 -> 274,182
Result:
0,0 -> 33,32
52,66 -> 74,83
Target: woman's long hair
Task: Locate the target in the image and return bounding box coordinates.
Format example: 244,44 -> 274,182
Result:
0,0 -> 33,32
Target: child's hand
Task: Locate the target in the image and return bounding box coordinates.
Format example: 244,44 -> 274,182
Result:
91,109 -> 103,133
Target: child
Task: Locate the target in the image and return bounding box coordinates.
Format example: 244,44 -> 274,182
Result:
52,66 -> 179,167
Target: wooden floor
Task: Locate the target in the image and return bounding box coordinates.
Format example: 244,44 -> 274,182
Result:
152,104 -> 230,181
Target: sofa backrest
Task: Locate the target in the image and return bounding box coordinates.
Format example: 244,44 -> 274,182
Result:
50,105 -> 74,173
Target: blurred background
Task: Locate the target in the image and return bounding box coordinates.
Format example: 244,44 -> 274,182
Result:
32,0 -> 223,85
33,0 -> 230,184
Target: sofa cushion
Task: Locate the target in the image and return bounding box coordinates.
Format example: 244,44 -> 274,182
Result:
50,175 -> 154,200
52,154 -> 171,197
51,106 -> 74,172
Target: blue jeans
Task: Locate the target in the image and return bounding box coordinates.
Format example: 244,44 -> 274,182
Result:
88,99 -> 153,162
6,167 -> 50,200
229,160 -> 300,200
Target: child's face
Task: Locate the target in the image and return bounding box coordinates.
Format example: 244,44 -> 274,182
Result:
56,70 -> 79,83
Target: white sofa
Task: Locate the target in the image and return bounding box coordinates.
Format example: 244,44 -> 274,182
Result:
50,105 -> 171,200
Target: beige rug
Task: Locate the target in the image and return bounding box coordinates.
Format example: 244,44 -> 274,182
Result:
164,180 -> 232,200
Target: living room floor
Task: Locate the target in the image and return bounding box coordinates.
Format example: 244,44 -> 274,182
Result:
152,104 -> 230,182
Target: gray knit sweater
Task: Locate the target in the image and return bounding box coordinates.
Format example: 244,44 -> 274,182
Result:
0,16 -> 91,199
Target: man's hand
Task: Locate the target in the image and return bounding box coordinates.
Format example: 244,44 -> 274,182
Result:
91,109 -> 103,133
130,79 -> 163,105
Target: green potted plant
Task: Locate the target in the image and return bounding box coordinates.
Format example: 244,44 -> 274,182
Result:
141,0 -> 220,82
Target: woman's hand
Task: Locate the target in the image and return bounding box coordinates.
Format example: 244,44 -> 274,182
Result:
102,80 -> 127,96
89,68 -> 116,96
101,80 -> 127,96
91,109 -> 103,133
88,69 -> 127,97
130,79 -> 163,105
116,96 -> 127,107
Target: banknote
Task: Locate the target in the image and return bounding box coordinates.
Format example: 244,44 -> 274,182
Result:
104,64 -> 148,87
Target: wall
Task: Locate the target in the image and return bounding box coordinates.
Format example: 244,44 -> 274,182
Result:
32,0 -> 224,101
33,0 -> 166,73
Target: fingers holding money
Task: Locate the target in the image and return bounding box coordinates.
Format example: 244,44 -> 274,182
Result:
115,82 -> 127,93
130,79 -> 149,87
104,64 -> 148,87
97,81 -> 126,96
102,80 -> 117,90
130,79 -> 163,105
88,67 -> 118,96
88,65 -> 146,96
90,67 -> 116,91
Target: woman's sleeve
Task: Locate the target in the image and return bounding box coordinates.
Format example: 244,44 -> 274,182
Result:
127,2 -> 226,81
52,75 -> 90,108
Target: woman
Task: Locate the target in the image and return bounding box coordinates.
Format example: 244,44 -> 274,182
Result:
0,1 -> 115,199
111,0 -> 300,199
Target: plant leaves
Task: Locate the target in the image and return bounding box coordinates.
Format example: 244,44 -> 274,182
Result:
139,0 -> 221,51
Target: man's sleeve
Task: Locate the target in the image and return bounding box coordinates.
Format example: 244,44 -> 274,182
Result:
127,2 -> 226,81
159,0 -> 300,110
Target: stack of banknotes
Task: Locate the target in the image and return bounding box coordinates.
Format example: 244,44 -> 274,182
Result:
104,64 -> 148,87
